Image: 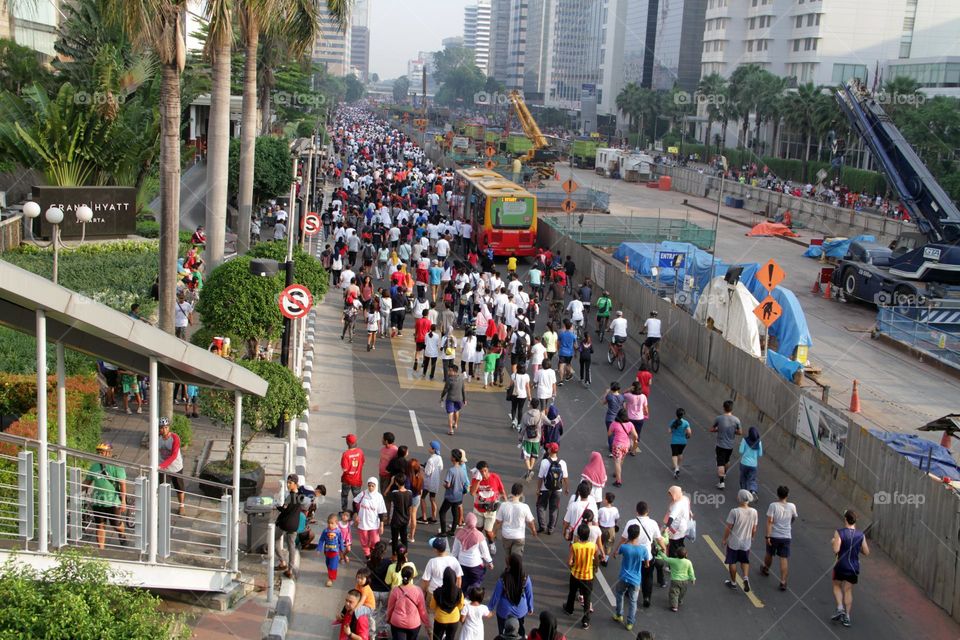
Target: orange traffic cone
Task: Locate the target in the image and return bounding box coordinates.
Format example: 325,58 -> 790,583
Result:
849,379 -> 861,413
811,276 -> 821,295
823,281 -> 832,299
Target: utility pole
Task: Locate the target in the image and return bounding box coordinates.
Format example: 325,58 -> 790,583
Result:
280,153 -> 298,369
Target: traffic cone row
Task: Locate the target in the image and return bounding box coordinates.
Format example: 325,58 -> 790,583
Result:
849,379 -> 861,413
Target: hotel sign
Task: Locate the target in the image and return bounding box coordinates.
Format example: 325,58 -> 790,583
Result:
35,186 -> 138,239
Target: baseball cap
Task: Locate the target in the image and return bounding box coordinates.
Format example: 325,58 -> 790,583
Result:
546,442 -> 559,454
430,440 -> 441,453
343,434 -> 358,446
429,536 -> 447,551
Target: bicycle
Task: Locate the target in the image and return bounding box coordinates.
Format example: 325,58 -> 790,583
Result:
596,315 -> 609,342
642,338 -> 661,373
606,336 -> 626,371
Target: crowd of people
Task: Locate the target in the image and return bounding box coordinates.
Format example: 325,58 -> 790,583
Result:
275,105 -> 871,639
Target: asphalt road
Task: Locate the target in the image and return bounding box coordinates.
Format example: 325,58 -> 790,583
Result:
317,259 -> 956,640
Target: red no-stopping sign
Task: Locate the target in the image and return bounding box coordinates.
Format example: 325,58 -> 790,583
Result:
279,284 -> 313,319
302,212 -> 321,236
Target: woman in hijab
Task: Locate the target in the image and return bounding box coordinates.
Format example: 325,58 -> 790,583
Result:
527,611 -> 565,640
430,567 -> 464,640
451,512 -> 493,592
738,426 -> 763,499
353,477 -> 387,559
488,553 -> 534,636
580,451 -> 607,503
493,617 -> 523,640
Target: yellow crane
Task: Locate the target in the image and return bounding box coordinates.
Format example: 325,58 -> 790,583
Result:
507,90 -> 556,180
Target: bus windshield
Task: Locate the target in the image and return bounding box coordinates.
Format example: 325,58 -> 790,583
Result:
493,197 -> 534,229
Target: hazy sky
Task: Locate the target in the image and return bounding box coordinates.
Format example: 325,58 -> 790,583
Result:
368,0 -> 472,80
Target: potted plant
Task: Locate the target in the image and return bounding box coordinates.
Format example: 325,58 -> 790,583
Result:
198,360 -> 307,500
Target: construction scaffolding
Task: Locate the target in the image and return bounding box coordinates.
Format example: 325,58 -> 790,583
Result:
540,213 -> 717,249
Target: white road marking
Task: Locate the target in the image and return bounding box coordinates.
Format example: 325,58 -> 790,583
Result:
595,566 -> 616,606
409,409 -> 424,447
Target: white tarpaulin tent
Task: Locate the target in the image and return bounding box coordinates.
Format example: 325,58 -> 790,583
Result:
694,277 -> 764,358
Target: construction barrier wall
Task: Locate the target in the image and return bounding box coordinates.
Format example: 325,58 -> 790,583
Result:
0,215 -> 22,254
652,165 -> 914,247
539,221 -> 960,623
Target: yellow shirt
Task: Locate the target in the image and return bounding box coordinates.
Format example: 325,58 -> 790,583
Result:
507,257 -> 518,272
430,594 -> 464,624
570,541 -> 595,581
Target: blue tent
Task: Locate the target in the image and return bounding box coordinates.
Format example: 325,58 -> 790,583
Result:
803,235 -> 876,259
613,242 -> 727,292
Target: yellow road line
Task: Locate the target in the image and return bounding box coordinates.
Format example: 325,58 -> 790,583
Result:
702,534 -> 765,608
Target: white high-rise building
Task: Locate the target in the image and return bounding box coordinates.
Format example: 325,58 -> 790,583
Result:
312,5 -> 352,76
350,0 -> 371,81
464,0 -> 493,75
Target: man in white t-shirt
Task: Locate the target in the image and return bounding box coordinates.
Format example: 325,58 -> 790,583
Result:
494,482 -> 537,558
641,310 -> 662,358
615,500 -> 666,604
174,292 -> 193,339
609,310 -> 628,344
533,360 -> 557,410
762,485 -> 798,590
421,536 -> 463,592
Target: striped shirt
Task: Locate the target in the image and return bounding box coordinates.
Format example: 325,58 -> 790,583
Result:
569,541 -> 595,581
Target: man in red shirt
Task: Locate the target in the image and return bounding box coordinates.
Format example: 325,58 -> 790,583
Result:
470,460 -> 507,555
379,432 -> 398,489
338,590 -> 369,640
412,309 -> 432,375
340,434 -> 365,512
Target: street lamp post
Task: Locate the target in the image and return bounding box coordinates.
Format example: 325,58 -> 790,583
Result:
21,202 -> 94,284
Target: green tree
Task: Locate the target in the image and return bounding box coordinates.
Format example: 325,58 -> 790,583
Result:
228,135 -> 291,208
435,64 -> 485,106
370,72 -> 379,83
698,73 -> 727,160
393,76 -> 410,103
432,45 -> 477,84
344,73 -> 366,102
784,82 -> 826,181
0,38 -> 54,95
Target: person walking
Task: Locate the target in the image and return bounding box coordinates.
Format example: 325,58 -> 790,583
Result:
82,442 -> 127,550
452,512 -> 494,592
527,611 -> 564,640
532,360 -> 557,414
536,443 -> 568,534
353,477 -> 387,559
470,461 -> 507,553
508,365 -> 532,430
739,427 -> 763,501
761,485 -> 798,591
439,449 -> 468,537
663,486 -> 692,557
440,365 -> 467,435
158,417 -> 186,515
563,524 -> 599,629
602,383 -> 624,452
519,399 -> 551,480
607,409 -> 637,487
830,510 -> 870,628
615,501 -> 665,605
623,381 -> 648,454
578,333 -> 594,386
488,554 -> 534,636
430,567 -> 464,640
658,544 -> 696,612
494,483 -> 538,558
710,400 -> 742,489
387,565 -> 430,640
611,524 -> 650,631
668,408 -> 692,479
580,452 -> 607,504
275,474 -> 305,578
722,490 -> 759,593
556,321 -> 577,384
421,441 -> 444,525
340,434 -> 365,512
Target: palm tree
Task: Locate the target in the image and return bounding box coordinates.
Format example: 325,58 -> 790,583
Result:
616,82 -> 643,139
755,73 -> 787,158
698,73 -> 726,161
728,64 -> 761,151
103,0 -> 187,419
236,0 -> 347,254
784,82 -> 824,181
203,0 -> 234,269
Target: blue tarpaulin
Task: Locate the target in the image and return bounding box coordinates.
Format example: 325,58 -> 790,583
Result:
743,273 -> 813,358
803,235 -> 876,259
613,242 -> 727,293
766,349 -> 803,380
869,430 -> 960,479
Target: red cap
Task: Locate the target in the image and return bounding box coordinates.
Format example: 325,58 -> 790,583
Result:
546,442 -> 559,454
344,434 -> 357,446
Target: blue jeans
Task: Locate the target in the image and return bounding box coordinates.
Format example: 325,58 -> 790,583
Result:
615,579 -> 639,625
740,465 -> 758,493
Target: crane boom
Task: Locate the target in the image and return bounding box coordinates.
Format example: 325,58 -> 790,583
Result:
509,90 -> 548,151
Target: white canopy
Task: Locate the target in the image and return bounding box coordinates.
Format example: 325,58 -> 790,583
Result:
694,277 -> 763,358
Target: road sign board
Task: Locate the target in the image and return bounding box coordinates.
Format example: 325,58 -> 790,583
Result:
414,118 -> 428,128
658,251 -> 686,269
758,259 -> 786,291
754,295 -> 783,328
301,212 -> 321,236
562,179 -> 579,194
484,160 -> 497,169
279,284 -> 313,320
561,199 -> 577,213
667,146 -> 679,154
485,145 -> 496,157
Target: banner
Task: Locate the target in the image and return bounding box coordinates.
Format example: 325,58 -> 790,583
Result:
796,394 -> 848,466
36,185 -> 137,239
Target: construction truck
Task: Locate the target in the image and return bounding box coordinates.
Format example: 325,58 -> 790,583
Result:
507,90 -> 558,180
829,79 -> 960,307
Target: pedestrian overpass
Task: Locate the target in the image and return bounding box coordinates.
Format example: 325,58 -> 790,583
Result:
0,260 -> 268,592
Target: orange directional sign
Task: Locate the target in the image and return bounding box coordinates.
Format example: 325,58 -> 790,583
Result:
485,145 -> 496,157
561,199 -> 577,213
484,160 -> 497,169
754,295 -> 783,328
758,259 -> 786,292
562,179 -> 579,194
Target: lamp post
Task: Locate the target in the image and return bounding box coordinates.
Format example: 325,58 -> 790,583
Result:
21,201 -> 94,284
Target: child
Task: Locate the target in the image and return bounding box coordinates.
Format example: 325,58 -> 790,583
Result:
597,492 -> 619,565
338,511 -> 354,564
563,524 -> 600,629
668,408 -> 692,479
120,369 -> 142,414
458,586 -> 494,640
657,538 -> 696,612
482,344 -> 501,389
385,545 -> 418,588
541,405 -> 564,452
354,567 -> 376,610
185,384 -> 199,418
319,513 -> 346,587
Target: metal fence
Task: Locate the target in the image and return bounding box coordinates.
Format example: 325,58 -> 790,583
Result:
876,306 -> 960,371
530,186 -> 610,213
540,213 -> 715,249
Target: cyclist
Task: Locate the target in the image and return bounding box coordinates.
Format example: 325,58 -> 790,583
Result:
566,296 -> 585,338
640,311 -> 662,360
527,262 -> 544,301
607,310 -> 629,360
595,290 -> 612,340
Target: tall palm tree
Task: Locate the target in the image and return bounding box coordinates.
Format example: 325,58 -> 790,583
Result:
103,0 -> 187,419
203,0 -> 234,269
728,64 -> 761,151
755,73 -> 787,157
698,73 -> 726,161
616,82 -> 642,139
784,82 -> 824,181
236,0 -> 348,254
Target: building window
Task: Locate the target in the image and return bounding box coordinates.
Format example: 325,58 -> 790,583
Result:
831,63 -> 867,84
747,40 -> 754,52
807,13 -> 815,26
749,17 -> 756,29
796,15 -> 802,28
793,39 -> 800,52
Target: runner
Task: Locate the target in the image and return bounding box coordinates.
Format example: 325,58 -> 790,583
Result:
830,510 -> 870,627
710,400 -> 742,489
761,485 -> 798,591
722,490 -> 759,593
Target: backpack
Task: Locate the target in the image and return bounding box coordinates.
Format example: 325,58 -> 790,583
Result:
513,332 -> 528,356
523,413 -> 540,440
544,459 -> 564,492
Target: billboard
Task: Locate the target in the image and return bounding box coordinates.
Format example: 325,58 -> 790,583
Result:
796,394 -> 848,466
35,186 -> 137,239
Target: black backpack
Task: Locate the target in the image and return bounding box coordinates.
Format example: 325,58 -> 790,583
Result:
513,332 -> 528,356
544,459 -> 564,491
524,413 -> 540,440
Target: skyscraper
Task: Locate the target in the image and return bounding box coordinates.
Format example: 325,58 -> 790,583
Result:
650,0 -> 707,93
350,0 -> 371,80
312,5 -> 352,76
464,0 -> 493,75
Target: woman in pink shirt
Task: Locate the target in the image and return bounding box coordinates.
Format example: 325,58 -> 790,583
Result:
387,565 -> 430,639
607,409 -> 637,487
623,380 -> 649,454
